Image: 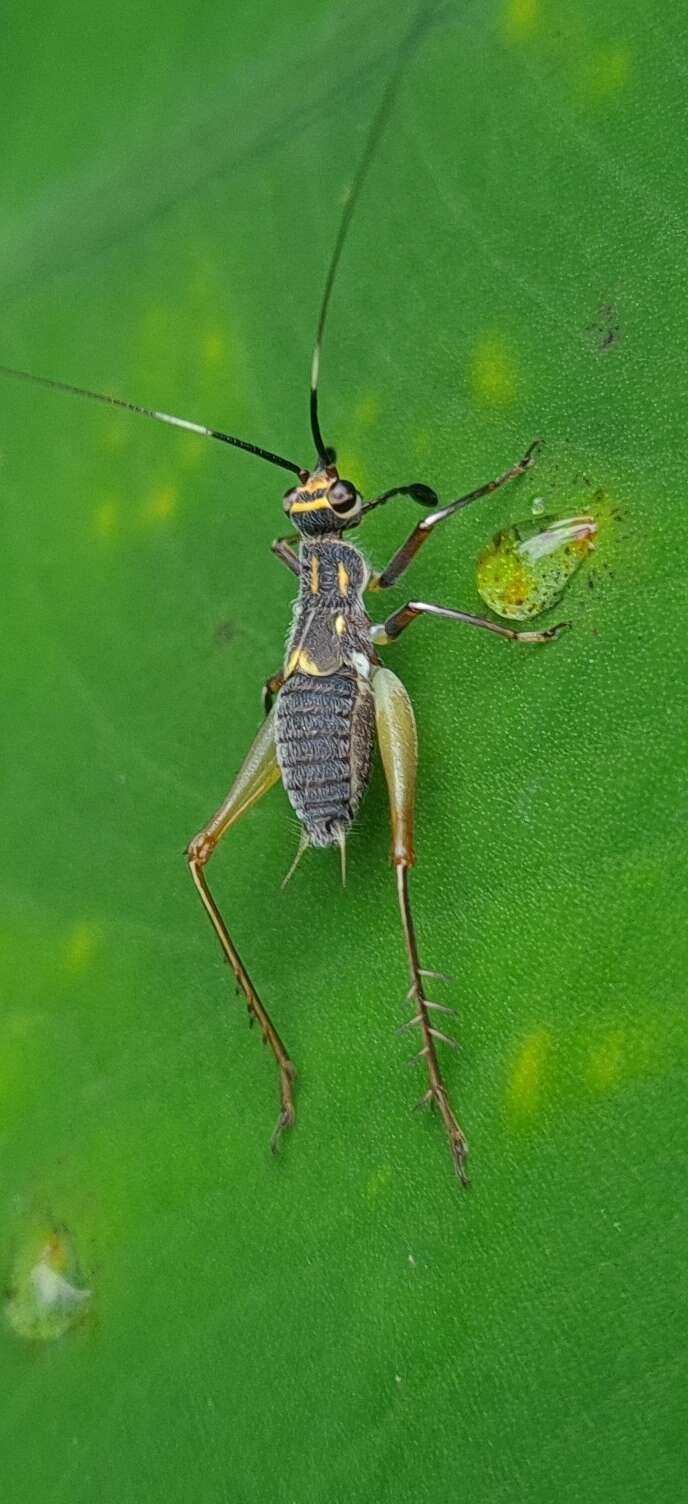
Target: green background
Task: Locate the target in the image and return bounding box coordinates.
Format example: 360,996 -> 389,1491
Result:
1,0 -> 685,1498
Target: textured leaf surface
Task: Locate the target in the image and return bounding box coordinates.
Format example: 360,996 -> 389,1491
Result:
2,1 -> 685,1500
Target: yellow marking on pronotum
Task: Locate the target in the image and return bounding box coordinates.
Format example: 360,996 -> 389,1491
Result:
310,556 -> 320,594
291,497 -> 330,514
503,0 -> 539,41
586,1030 -> 626,1091
335,614 -> 347,636
471,332 -> 517,406
63,921 -> 101,973
92,498 -> 120,541
508,1029 -> 552,1117
338,562 -> 350,595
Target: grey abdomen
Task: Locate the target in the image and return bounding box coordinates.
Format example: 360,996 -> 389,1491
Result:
275,672 -> 374,847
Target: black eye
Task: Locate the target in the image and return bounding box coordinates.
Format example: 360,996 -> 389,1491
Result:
328,480 -> 358,515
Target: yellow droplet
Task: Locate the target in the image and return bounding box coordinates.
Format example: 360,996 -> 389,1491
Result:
92,498 -> 120,541
586,1030 -> 626,1091
140,485 -> 177,524
503,0 -> 539,41
508,1029 -> 552,1117
200,331 -> 225,369
63,921 -> 101,973
471,332 -> 518,405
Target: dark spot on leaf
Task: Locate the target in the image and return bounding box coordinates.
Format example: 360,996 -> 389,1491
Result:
586,302 -> 623,352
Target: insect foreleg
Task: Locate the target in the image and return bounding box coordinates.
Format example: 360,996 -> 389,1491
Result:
367,440 -> 541,591
372,600 -> 568,646
372,665 -> 468,1185
271,533 -> 301,577
186,706 -> 296,1150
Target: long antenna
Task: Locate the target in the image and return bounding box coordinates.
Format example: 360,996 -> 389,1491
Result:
0,364 -> 306,479
309,0 -> 434,464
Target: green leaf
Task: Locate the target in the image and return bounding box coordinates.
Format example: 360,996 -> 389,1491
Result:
2,0 -> 685,1500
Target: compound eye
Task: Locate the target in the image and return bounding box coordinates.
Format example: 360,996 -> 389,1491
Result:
283,487 -> 299,513
328,479 -> 359,516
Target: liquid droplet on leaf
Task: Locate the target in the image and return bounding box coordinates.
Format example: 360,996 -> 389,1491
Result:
5,1225 -> 91,1342
476,513 -> 598,621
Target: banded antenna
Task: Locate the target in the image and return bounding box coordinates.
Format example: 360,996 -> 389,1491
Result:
0,365 -> 306,480
309,0 -> 435,466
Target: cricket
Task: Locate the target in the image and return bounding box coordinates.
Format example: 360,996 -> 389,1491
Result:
0,5 -> 567,1183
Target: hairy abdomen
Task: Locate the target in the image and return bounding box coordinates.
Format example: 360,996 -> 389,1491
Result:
275,671 -> 374,846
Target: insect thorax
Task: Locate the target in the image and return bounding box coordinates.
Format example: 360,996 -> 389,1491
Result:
284,537 -> 373,679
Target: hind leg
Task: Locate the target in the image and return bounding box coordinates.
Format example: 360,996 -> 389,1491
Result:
186,707 -> 296,1150
372,665 -> 468,1184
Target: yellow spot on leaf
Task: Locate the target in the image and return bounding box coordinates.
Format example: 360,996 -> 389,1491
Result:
503,0 -> 539,41
353,393 -> 381,429
587,1030 -> 625,1091
471,333 -> 518,405
336,448 -> 371,499
63,922 -> 101,973
509,1029 -> 552,1117
180,437 -> 206,470
92,498 -> 120,541
200,331 -> 225,369
366,1163 -> 393,1201
141,485 -> 177,524
582,44 -> 632,101
102,423 -> 129,453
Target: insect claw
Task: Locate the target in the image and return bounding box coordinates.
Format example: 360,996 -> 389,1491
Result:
523,437 -> 543,467
270,1101 -> 295,1154
452,1142 -> 470,1187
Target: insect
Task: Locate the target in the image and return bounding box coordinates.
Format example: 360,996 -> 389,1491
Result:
1,5 -> 567,1183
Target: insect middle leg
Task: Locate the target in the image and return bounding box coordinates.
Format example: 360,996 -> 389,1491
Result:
372,664 -> 469,1184
186,706 -> 296,1150
373,600 -> 568,647
368,440 -> 541,591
